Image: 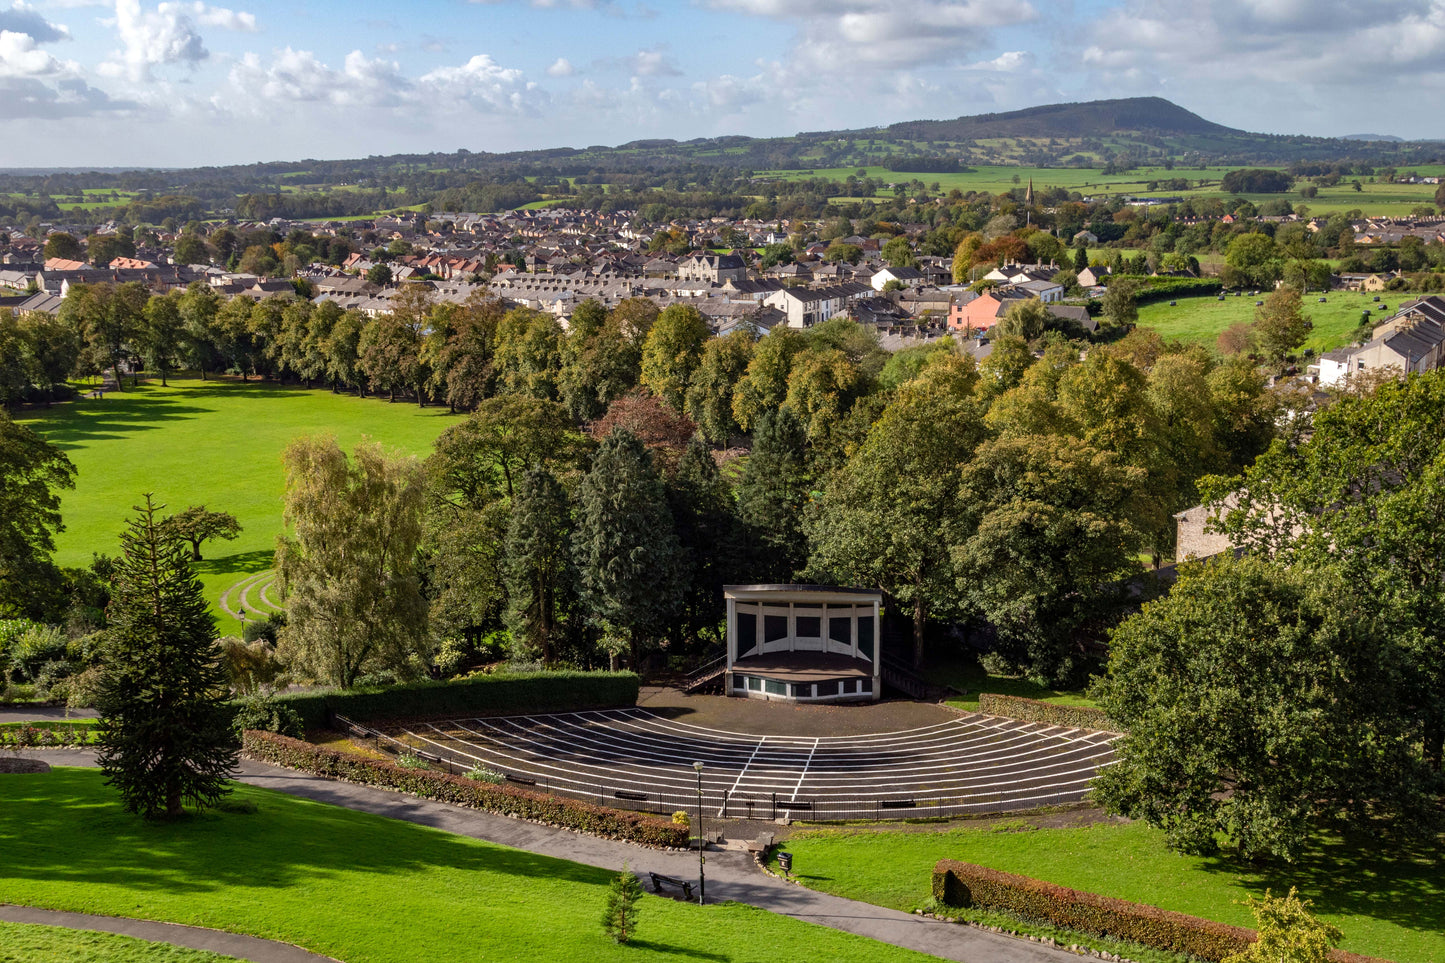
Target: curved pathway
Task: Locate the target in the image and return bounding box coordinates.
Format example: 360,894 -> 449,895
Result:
0,904 -> 339,963
218,571 -> 283,622
14,748 -> 1081,963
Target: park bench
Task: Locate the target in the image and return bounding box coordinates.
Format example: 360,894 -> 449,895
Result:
649,872 -> 694,901
745,833 -> 775,854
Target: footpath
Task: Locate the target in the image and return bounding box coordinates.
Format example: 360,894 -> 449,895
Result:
9,748 -> 1082,963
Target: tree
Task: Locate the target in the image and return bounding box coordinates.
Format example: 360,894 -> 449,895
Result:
503,469 -> 572,664
667,438 -> 743,650
173,233 -> 209,266
732,326 -> 807,431
1224,889 -> 1342,963
431,396 -> 578,504
809,359 -> 985,666
558,299 -> 640,422
1092,555 -> 1433,860
824,241 -> 863,264
1252,285 -> 1311,366
1072,246 -> 1089,272
686,330 -> 754,444
640,303 -> 709,413
366,263 -> 393,286
1207,370 -> 1445,774
0,412 -> 75,619
275,437 -> 429,689
881,236 -> 916,269
736,407 -> 810,582
493,307 -> 562,400
43,232 -> 82,261
160,506 -> 242,561
94,495 -> 236,819
1226,233 -> 1283,288
139,291 -> 184,386
1100,278 -> 1139,328
955,435 -> 1145,685
600,865 -> 642,944
994,297 -> 1049,342
574,429 -> 682,668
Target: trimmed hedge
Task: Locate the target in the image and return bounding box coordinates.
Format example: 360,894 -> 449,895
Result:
268,671 -> 640,729
931,861 -> 1390,963
977,693 -> 1120,733
242,730 -> 686,848
1101,275 -> 1224,305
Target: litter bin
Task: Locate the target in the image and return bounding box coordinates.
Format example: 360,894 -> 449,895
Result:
777,852 -> 793,876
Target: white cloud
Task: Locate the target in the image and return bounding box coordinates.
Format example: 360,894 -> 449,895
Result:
546,56 -> 574,76
189,3 -> 257,32
708,0 -> 1038,70
101,0 -> 206,81
0,28 -> 73,77
216,47 -> 543,115
629,47 -> 679,76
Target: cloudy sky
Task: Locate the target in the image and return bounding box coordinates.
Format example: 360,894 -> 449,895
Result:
2,0 -> 1444,169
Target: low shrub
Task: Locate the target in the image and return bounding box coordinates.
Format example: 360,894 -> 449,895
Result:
268,670 -> 641,729
395,752 -> 430,770
231,695 -> 304,738
1101,275 -> 1224,304
242,730 -> 686,848
0,721 -> 96,748
977,693 -> 1121,733
931,861 -> 1390,963
464,764 -> 504,784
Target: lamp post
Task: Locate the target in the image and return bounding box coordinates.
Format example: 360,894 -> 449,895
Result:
693,760 -> 705,905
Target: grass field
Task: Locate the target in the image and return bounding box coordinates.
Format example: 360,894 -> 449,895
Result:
1136,290 -> 1395,352
924,657 -> 1096,712
16,377 -> 459,629
0,768 -> 933,963
771,819 -> 1443,962
0,921 -> 244,963
758,164 -> 1442,217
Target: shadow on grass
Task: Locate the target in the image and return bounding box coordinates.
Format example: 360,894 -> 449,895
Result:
194,549 -> 275,578
626,939 -> 729,959
1196,827 -> 1445,937
0,769 -> 612,898
25,390 -> 219,451
926,656 -> 1093,708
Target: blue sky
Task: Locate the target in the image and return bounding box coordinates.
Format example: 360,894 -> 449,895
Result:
2,0 -> 1443,168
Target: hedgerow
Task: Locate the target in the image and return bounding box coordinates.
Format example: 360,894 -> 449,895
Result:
269,670 -> 640,729
976,693 -> 1121,733
931,861 -> 1389,963
1102,275 -> 1224,304
241,730 -> 685,848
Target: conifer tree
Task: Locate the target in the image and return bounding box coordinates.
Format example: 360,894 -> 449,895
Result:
736,407 -> 810,582
504,468 -> 573,664
574,429 -> 681,668
600,864 -> 642,944
95,495 -> 236,819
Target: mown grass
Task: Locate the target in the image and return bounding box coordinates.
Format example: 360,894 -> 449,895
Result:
16,377 -> 458,628
1136,290 -> 1396,352
0,768 -> 933,963
771,819 -> 1443,962
925,657 -> 1096,711
0,921 -> 245,963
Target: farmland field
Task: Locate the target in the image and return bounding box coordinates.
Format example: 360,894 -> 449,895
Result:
1136,290 -> 1397,352
16,377 -> 458,629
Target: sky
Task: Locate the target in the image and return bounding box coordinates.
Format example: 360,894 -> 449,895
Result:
2,0 -> 1444,169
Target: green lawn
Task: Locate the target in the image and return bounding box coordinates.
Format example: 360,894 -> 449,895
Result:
925,657 -> 1096,711
772,820 -> 1442,962
17,377 -> 458,629
0,921 -> 244,962
1136,290 -> 1398,353
0,768 -> 933,963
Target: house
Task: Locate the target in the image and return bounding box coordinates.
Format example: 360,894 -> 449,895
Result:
1076,266 -> 1111,288
1336,272 -> 1395,292
763,282 -> 871,328
870,266 -> 924,291
1315,296 -> 1445,387
1013,278 -> 1065,303
678,253 -> 746,283
948,290 -> 1027,333
1072,230 -> 1099,244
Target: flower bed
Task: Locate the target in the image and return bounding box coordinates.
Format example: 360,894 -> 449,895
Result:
242,730 -> 686,848
932,860 -> 1389,963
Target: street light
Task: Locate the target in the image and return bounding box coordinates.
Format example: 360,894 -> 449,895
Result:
693,760 -> 705,905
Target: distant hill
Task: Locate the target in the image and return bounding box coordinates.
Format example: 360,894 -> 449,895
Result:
1340,133 -> 1404,142
872,97 -> 1242,141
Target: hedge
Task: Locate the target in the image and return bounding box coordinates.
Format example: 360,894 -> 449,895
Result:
242,730 -> 686,848
1101,275 -> 1224,305
931,861 -> 1390,963
267,671 -> 640,729
976,693 -> 1121,733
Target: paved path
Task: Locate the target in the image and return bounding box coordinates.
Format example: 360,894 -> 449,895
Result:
0,706 -> 97,724
0,904 -> 339,963
12,749 -> 1082,963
